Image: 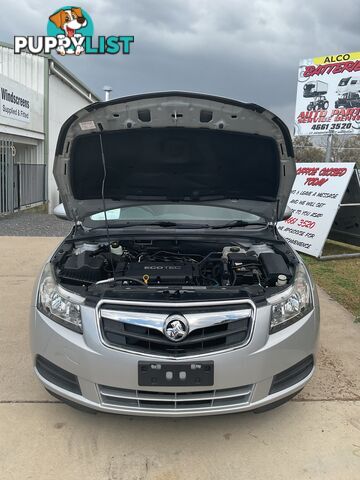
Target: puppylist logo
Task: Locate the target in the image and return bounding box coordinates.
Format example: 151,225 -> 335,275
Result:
14,6 -> 134,56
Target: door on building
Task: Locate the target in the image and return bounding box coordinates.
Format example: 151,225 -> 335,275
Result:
0,137 -> 47,214
0,137 -> 15,214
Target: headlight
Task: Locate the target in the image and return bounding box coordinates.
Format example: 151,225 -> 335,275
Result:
37,263 -> 83,333
268,263 -> 313,333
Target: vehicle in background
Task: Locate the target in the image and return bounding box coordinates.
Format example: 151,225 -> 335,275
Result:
303,81 -> 329,111
336,76 -> 360,96
306,95 -> 329,111
335,92 -> 360,108
303,80 -> 328,98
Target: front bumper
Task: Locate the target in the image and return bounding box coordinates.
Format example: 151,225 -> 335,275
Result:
30,301 -> 320,417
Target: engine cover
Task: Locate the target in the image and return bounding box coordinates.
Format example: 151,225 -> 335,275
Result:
125,262 -> 194,285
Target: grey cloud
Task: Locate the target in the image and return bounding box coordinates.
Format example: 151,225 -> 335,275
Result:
0,0 -> 358,128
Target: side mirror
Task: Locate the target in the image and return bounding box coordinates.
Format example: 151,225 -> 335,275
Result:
282,206 -> 293,221
53,203 -> 71,221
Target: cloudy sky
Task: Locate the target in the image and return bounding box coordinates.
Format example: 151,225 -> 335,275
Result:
1,0 -> 358,128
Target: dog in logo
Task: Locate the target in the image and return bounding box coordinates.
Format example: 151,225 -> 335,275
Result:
49,7 -> 87,56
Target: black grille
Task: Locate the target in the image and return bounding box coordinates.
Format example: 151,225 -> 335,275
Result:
35,355 -> 81,395
100,305 -> 252,356
270,355 -> 314,394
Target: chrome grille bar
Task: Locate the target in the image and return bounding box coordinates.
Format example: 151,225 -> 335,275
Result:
99,384 -> 253,410
96,298 -> 256,358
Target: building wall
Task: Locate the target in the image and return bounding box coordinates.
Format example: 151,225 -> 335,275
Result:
0,46 -> 44,92
0,44 -> 98,214
48,72 -> 94,212
0,46 -> 46,213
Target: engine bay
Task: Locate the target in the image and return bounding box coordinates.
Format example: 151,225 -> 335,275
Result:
53,238 -> 294,295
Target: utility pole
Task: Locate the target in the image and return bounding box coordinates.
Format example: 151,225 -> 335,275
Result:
325,134 -> 333,162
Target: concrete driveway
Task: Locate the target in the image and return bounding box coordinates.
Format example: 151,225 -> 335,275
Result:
0,237 -> 359,480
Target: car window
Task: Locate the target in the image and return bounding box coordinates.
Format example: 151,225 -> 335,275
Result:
88,204 -> 265,224
339,78 -> 351,86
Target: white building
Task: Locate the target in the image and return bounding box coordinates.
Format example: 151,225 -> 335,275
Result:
0,42 -> 100,214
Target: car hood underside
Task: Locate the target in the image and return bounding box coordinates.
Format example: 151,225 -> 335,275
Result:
53,92 -> 296,222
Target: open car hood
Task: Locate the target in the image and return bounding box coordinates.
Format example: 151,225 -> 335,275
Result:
54,92 -> 296,222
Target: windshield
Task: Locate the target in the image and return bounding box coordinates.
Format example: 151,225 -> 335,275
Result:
84,204 -> 266,227
338,77 -> 351,86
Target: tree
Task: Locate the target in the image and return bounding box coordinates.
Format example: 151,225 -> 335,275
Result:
293,136 -> 324,163
333,135 -> 360,167
293,135 -> 360,167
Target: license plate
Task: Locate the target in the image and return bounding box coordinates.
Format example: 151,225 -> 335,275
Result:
138,361 -> 214,387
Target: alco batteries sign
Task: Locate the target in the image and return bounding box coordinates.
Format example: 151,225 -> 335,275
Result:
294,52 -> 360,136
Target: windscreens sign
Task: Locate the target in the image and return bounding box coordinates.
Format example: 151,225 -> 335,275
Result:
295,52 -> 360,136
0,79 -> 30,123
277,162 -> 356,257
0,75 -> 44,132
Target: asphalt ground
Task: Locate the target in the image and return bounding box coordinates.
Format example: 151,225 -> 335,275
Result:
0,212 -> 71,236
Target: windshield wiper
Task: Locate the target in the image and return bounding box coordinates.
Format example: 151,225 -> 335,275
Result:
91,221 -> 208,230
120,221 -> 179,228
210,220 -> 267,229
